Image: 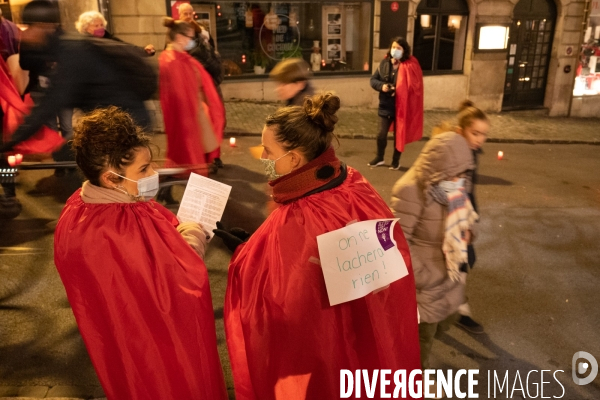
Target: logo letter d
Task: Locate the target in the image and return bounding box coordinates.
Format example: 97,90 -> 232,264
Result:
572,351 -> 598,385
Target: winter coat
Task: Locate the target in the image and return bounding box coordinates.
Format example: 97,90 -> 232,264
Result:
5,33 -> 156,151
390,132 -> 475,323
370,58 -> 398,117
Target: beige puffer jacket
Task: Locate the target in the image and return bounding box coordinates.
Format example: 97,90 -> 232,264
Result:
390,132 -> 474,324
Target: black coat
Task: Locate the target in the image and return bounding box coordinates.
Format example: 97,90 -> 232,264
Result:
370,58 -> 398,118
3,33 -> 156,151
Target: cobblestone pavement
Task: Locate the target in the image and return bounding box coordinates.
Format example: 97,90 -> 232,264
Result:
224,100 -> 600,143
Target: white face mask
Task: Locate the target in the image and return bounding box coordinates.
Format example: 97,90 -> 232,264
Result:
109,171 -> 159,200
391,48 -> 403,60
438,178 -> 465,193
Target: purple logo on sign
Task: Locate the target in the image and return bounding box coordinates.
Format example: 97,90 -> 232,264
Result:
376,220 -> 395,251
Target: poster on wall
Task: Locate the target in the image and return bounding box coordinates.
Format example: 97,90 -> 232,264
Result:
328,13 -> 341,34
327,38 -> 341,59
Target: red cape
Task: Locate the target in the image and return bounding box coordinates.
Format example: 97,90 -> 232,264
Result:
54,190 -> 227,400
394,56 -> 424,152
225,168 -> 421,400
0,57 -> 64,154
159,49 -> 225,175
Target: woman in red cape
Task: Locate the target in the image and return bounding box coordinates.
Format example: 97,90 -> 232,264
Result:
222,93 -> 421,400
158,18 -> 224,178
369,36 -> 423,170
0,56 -> 64,154
53,107 -> 227,400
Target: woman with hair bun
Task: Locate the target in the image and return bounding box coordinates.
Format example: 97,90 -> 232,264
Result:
158,17 -> 224,196
54,107 -> 227,400
218,92 -> 421,399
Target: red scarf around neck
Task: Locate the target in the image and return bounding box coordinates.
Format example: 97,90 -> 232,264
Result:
269,147 -> 343,204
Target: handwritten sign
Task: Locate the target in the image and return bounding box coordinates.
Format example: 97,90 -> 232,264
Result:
317,219 -> 408,306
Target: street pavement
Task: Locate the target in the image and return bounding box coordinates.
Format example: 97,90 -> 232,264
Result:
1,103 -> 599,400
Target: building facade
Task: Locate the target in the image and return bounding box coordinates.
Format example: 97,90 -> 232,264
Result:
2,0 -> 598,117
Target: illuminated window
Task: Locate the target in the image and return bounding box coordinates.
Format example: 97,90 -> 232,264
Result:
414,0 -> 469,74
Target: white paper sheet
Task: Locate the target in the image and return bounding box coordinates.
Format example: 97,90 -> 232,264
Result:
317,218 -> 408,306
177,173 -> 232,240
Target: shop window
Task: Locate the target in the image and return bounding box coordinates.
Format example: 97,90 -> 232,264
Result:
414,0 -> 469,74
173,1 -> 373,77
574,10 -> 600,96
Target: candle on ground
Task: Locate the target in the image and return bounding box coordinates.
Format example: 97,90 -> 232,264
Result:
7,156 -> 16,167
229,137 -> 237,147
497,151 -> 504,160
15,154 -> 23,164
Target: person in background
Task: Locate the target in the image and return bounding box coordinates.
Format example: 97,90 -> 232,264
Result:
390,131 -> 477,372
368,36 -> 423,170
75,10 -> 155,55
54,106 -> 227,400
0,7 -> 20,62
0,0 -> 157,154
216,92 -> 421,399
269,57 -> 314,106
177,2 -> 225,168
157,17 -> 224,203
432,100 -> 489,334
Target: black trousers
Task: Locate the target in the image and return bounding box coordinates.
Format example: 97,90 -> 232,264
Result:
376,115 -> 401,163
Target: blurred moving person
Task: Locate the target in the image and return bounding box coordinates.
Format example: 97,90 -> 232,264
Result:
269,57 -> 314,106
158,17 -> 224,204
368,36 -> 423,170
177,3 -> 225,168
390,132 -> 477,371
216,93 -> 421,399
0,0 -> 157,154
432,100 -> 489,334
54,107 -> 228,400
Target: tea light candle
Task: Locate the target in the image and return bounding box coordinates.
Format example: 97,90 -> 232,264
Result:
7,155 -> 16,167
15,154 -> 23,164
229,137 -> 237,147
497,151 -> 504,160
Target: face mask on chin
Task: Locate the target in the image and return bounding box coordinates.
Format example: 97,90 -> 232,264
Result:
260,152 -> 291,181
109,171 -> 160,201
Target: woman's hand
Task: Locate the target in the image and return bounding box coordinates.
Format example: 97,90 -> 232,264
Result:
381,84 -> 390,93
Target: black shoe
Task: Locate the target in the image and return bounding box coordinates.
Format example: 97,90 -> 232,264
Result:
368,156 -> 385,167
213,158 -> 224,168
389,161 -> 401,170
456,315 -> 484,334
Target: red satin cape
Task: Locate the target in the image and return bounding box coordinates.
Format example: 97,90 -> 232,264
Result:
394,56 -> 424,152
54,190 -> 227,400
159,49 -> 225,176
0,57 -> 64,154
225,168 -> 421,400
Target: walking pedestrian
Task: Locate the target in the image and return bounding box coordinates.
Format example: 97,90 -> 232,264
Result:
158,17 -> 224,204
440,100 -> 489,334
269,57 -> 314,106
54,106 -> 228,400
390,131 -> 478,371
216,92 -> 421,399
368,36 -> 423,170
0,0 -> 157,154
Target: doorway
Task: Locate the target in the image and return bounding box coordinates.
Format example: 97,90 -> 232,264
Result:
502,0 -> 556,110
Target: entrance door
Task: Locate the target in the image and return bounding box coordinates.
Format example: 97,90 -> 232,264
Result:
502,0 -> 556,110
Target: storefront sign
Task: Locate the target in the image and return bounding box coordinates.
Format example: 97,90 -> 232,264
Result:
316,219 -> 408,306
